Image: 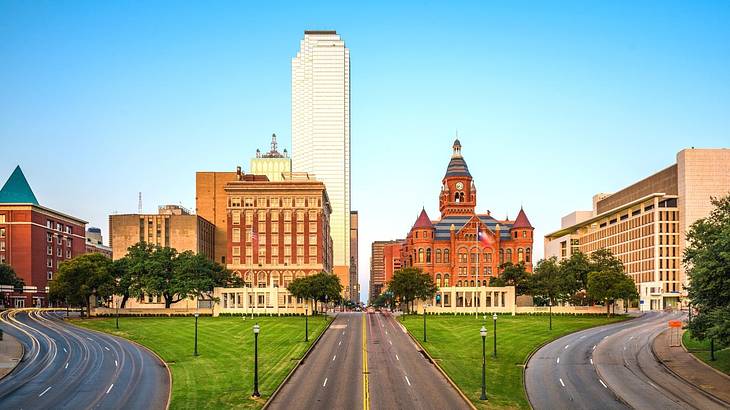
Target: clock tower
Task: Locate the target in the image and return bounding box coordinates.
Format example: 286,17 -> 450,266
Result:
439,139 -> 476,218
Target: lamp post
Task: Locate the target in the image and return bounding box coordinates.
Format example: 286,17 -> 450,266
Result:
194,312 -> 200,356
548,299 -> 553,331
480,325 -> 487,400
115,300 -> 119,330
492,313 -> 498,358
305,306 -> 309,342
688,303 -> 692,325
252,323 -> 260,397
423,305 -> 427,342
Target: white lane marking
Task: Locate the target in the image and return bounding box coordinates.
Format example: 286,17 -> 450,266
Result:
389,340 -> 393,345
396,354 -> 400,361
86,337 -> 93,341
405,376 -> 411,386
385,331 -> 388,335
556,357 -> 560,364
599,379 -> 608,388
559,378 -> 565,387
342,331 -> 345,335
104,346 -> 110,351
63,348 -> 67,353
564,344 -> 569,349
579,335 -> 586,339
590,358 -> 593,365
65,362 -> 69,369
592,345 -> 596,351
332,355 -> 337,361
115,360 -> 118,367
106,384 -> 114,394
629,336 -> 634,341
323,378 -> 328,387
338,341 -> 342,346
39,386 -> 52,397
623,346 -> 626,351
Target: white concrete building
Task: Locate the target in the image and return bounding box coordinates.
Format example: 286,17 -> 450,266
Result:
291,30 -> 351,288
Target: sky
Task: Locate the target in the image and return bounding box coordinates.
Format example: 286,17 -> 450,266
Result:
1,1 -> 729,302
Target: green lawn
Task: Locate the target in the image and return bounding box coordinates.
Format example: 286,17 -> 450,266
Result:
72,315 -> 328,409
401,313 -> 628,409
682,331 -> 730,375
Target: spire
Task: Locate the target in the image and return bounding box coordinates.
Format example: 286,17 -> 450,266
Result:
452,137 -> 462,158
271,133 -> 278,152
512,207 -> 533,229
445,139 -> 470,177
413,208 -> 434,229
0,166 -> 39,205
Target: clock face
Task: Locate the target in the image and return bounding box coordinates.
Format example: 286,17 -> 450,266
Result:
455,182 -> 464,190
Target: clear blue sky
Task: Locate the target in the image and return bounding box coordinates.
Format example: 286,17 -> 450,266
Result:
2,1 -> 729,302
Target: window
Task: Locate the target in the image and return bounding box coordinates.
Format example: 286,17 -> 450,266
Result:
66,249 -> 71,258
435,249 -> 442,263
426,248 -> 431,263
435,274 -> 441,287
57,236 -> 62,245
232,257 -> 240,265
522,231 -> 527,238
444,249 -> 450,263
0,241 -> 4,251
0,214 -> 5,223
499,249 -> 504,264
458,251 -> 467,263
56,223 -> 62,231
244,198 -> 254,207
232,211 -> 240,225
47,271 -> 53,280
47,245 -> 52,255
444,274 -> 450,287
506,249 -> 512,262
418,248 -> 424,263
67,238 -> 72,247
514,231 -> 518,239
0,228 -> 5,238
232,228 -> 241,243
486,252 -> 492,263
526,247 -> 531,263
47,258 -> 52,267
232,246 -> 240,256
47,220 -> 53,229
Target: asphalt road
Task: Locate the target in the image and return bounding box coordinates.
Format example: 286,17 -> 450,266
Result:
268,311 -> 469,410
0,309 -> 169,410
525,311 -> 728,410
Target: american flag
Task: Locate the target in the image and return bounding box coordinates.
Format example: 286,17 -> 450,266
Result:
478,230 -> 494,248
250,228 -> 258,248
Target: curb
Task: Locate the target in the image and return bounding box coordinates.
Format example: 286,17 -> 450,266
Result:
262,313 -> 336,410
679,329 -> 730,382
0,335 -> 25,383
403,321 -> 477,410
650,328 -> 730,407
64,315 -> 173,410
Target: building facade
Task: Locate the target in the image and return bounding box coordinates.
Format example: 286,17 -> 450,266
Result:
349,210 -> 359,303
0,166 -> 87,307
292,30 -> 351,288
251,134 -> 292,182
109,205 -> 215,260
545,148 -> 730,311
400,140 -> 534,309
85,227 -> 112,258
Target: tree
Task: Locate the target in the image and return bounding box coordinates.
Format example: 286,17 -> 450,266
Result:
529,257 -> 579,306
559,251 -> 592,303
49,253 -> 115,317
387,268 -> 436,314
494,261 -> 530,304
685,195 -> 730,345
0,263 -> 24,289
586,261 -> 638,317
115,242 -> 154,308
287,272 -> 342,313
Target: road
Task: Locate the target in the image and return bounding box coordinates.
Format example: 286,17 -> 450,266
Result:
525,311 -> 728,410
268,312 -> 469,410
0,309 -> 169,410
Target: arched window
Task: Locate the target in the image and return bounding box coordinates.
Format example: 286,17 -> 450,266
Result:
444,274 -> 450,287
459,251 -> 468,263
499,249 -> 504,264
435,273 -> 442,287
454,193 -> 460,202
415,231 -> 419,238
506,249 -> 513,263
444,249 -> 450,263
482,280 -> 487,287
518,248 -> 524,262
244,272 -> 253,287
436,249 -> 442,263
459,192 -> 465,202
418,248 -> 424,263
526,247 -> 531,263
283,272 -> 293,287
470,280 -> 475,287
457,280 -> 462,287
485,252 -> 492,264
426,248 -> 432,263
271,272 -> 280,287
257,271 -> 267,288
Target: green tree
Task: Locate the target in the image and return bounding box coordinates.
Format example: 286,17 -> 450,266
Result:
387,268 -> 436,314
559,251 -> 592,303
685,195 -> 730,345
0,263 -> 24,289
529,257 -> 579,306
287,272 -> 342,313
586,259 -> 638,317
49,253 -> 115,317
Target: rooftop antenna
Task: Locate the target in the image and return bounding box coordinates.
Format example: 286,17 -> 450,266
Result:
138,192 -> 143,213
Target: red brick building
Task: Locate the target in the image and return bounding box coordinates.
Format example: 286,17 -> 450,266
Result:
224,169 -> 333,289
401,140 -> 534,288
0,166 -> 87,307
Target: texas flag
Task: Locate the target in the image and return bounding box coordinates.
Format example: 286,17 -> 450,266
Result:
478,230 -> 494,248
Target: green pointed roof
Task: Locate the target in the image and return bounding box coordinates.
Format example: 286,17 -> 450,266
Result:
0,166 -> 39,205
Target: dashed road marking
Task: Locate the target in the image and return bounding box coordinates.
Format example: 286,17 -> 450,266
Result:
396,354 -> 399,361
65,362 -> 69,369
592,345 -> 596,351
86,337 -> 93,341
323,378 -> 328,387
599,379 -> 608,388
63,348 -> 67,353
332,355 -> 337,361
405,376 -> 411,386
556,357 -> 560,364
39,386 -> 52,397
389,340 -> 393,345
106,384 -> 114,394
590,358 -> 593,365
559,378 -> 565,387
115,360 -> 118,367
104,346 -> 110,351
564,344 -> 569,349
338,341 -> 342,346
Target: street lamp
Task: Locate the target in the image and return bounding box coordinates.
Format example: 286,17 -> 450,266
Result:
423,305 -> 427,343
480,325 -> 487,400
252,323 -> 261,397
194,312 -> 200,356
115,300 -> 119,330
305,306 -> 309,342
548,299 -> 553,331
492,313 -> 498,358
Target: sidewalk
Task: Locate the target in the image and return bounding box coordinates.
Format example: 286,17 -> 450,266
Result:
653,328 -> 730,404
0,332 -> 24,380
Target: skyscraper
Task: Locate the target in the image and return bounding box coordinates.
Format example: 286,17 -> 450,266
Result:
292,30 -> 351,293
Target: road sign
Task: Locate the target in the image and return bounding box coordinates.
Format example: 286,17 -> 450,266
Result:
668,320 -> 682,328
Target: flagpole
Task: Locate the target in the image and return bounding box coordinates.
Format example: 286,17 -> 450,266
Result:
475,225 -> 478,318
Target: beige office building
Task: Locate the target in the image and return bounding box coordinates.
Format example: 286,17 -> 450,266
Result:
109,205 -> 215,260
349,211 -> 359,303
545,149 -> 730,311
292,30 -> 351,287
250,134 -> 292,182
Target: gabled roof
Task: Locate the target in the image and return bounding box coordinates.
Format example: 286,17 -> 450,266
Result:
434,215 -> 514,241
0,166 -> 39,205
512,207 -> 533,229
412,208 -> 434,229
